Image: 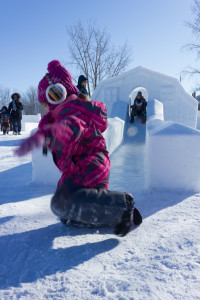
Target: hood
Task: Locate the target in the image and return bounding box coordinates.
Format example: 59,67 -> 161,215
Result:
78,75 -> 88,86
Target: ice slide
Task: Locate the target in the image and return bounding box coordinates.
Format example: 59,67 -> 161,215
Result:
109,105 -> 147,192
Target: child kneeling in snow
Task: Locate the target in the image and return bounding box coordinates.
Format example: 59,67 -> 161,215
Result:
14,60 -> 142,236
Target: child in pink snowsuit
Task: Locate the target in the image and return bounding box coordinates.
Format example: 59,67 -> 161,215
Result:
15,60 -> 142,236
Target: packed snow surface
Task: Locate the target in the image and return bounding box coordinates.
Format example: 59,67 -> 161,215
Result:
0,128 -> 200,300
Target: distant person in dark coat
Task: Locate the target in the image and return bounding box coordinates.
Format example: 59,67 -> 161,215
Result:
77,75 -> 89,96
8,93 -> 23,135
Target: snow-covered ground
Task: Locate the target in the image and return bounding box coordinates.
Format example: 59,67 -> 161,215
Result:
0,126 -> 200,300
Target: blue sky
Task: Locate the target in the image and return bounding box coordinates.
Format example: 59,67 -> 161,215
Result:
0,0 -> 198,95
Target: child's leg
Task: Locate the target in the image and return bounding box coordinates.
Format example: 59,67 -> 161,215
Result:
6,122 -> 9,133
130,108 -> 135,122
51,178 -> 134,228
2,122 -> 6,134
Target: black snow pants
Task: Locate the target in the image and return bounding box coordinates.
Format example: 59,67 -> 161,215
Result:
51,178 -> 134,227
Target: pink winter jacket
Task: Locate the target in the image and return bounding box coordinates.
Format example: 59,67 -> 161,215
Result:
38,96 -> 110,189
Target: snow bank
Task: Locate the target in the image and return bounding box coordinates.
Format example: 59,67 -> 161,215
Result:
22,114 -> 41,123
146,99 -> 200,191
92,66 -> 197,128
22,122 -> 39,132
32,144 -> 60,185
21,114 -> 41,131
196,111 -> 200,129
32,117 -> 124,185
146,98 -> 164,132
102,117 -> 124,155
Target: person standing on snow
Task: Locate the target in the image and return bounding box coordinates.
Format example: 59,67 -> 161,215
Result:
8,93 -> 23,135
14,60 -> 142,236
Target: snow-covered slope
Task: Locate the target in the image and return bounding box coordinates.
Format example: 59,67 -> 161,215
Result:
0,132 -> 200,300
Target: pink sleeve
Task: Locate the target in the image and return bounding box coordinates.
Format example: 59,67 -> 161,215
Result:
41,116 -> 87,152
15,115 -> 87,157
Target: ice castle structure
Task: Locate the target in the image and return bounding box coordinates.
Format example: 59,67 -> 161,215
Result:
92,66 -> 197,128
92,66 -> 200,191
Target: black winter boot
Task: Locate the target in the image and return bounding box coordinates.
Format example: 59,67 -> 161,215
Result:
115,193 -> 142,237
115,210 -> 133,237
133,208 -> 142,225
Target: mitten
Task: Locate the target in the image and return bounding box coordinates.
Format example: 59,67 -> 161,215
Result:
14,131 -> 45,156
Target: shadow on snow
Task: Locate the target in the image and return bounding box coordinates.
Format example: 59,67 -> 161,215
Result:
0,163 -> 55,205
0,139 -> 26,147
0,222 -> 119,288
